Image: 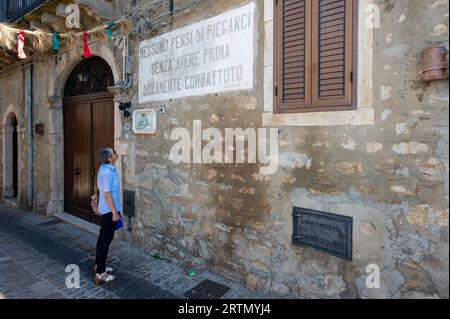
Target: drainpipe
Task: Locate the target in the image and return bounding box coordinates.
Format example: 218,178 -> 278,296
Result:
25,63 -> 33,210
169,0 -> 174,16
118,35 -> 132,90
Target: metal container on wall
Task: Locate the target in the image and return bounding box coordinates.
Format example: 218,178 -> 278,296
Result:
422,46 -> 449,82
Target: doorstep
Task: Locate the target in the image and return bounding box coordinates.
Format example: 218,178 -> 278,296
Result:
54,211 -> 100,234
3,197 -> 18,208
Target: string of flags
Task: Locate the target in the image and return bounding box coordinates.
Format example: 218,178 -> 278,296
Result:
17,30 -> 27,59
0,17 -> 131,60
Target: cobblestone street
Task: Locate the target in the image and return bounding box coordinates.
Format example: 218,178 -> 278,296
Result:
0,204 -> 272,299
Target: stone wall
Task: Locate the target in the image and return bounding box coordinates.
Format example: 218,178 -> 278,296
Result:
0,67 -> 29,209
0,0 -> 448,298
116,0 -> 448,298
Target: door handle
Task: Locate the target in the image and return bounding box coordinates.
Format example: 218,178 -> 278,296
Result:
90,167 -> 95,176
74,168 -> 81,175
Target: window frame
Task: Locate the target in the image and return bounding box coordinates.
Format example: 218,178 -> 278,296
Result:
273,0 -> 359,114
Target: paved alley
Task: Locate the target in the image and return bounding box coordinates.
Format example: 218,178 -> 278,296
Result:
0,204 -> 271,299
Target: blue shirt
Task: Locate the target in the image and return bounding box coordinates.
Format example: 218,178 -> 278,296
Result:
97,163 -> 121,214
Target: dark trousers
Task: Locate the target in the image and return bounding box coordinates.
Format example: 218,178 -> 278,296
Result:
95,212 -> 116,274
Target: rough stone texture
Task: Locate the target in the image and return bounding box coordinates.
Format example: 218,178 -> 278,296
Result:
0,0 -> 448,299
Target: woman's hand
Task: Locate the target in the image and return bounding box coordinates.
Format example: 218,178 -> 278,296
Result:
112,212 -> 120,222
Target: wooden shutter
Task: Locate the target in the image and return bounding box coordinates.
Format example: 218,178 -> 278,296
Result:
311,0 -> 354,107
274,0 -> 355,112
275,0 -> 311,112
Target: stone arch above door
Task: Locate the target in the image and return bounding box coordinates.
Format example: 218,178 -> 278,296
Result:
2,104 -> 21,128
53,44 -> 120,99
64,57 -> 114,97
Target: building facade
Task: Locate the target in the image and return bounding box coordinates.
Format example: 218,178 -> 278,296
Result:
0,0 -> 448,298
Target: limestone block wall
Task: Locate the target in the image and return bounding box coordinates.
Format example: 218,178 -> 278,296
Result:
115,0 -> 448,298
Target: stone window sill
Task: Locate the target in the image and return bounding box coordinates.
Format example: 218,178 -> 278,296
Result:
262,107 -> 375,127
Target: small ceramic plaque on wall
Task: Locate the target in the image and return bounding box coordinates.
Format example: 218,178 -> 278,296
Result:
123,122 -> 131,131
132,109 -> 157,134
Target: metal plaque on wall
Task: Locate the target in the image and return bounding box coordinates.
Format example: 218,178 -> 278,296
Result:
292,207 -> 353,260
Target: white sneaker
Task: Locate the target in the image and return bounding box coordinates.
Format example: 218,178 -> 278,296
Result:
94,272 -> 116,285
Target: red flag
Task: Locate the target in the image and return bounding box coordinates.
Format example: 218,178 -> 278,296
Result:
17,30 -> 27,59
83,32 -> 91,58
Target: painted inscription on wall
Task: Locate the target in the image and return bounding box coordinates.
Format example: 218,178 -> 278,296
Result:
139,2 -> 255,103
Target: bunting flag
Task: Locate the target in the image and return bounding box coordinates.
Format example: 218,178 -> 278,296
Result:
106,22 -> 115,40
0,17 -> 131,58
17,30 -> 27,59
52,32 -> 59,53
82,32 -> 91,58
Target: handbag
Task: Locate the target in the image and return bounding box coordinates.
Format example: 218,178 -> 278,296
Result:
115,211 -> 124,230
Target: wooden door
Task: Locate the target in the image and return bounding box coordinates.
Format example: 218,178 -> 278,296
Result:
63,91 -> 114,225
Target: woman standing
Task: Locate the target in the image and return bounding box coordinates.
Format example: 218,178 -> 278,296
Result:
93,148 -> 122,285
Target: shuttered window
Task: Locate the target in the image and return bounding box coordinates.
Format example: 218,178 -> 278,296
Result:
275,0 -> 356,113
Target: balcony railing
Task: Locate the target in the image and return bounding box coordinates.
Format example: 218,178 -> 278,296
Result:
0,0 -> 47,22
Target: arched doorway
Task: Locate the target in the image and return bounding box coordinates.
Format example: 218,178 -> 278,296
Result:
63,57 -> 114,225
2,113 -> 19,202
